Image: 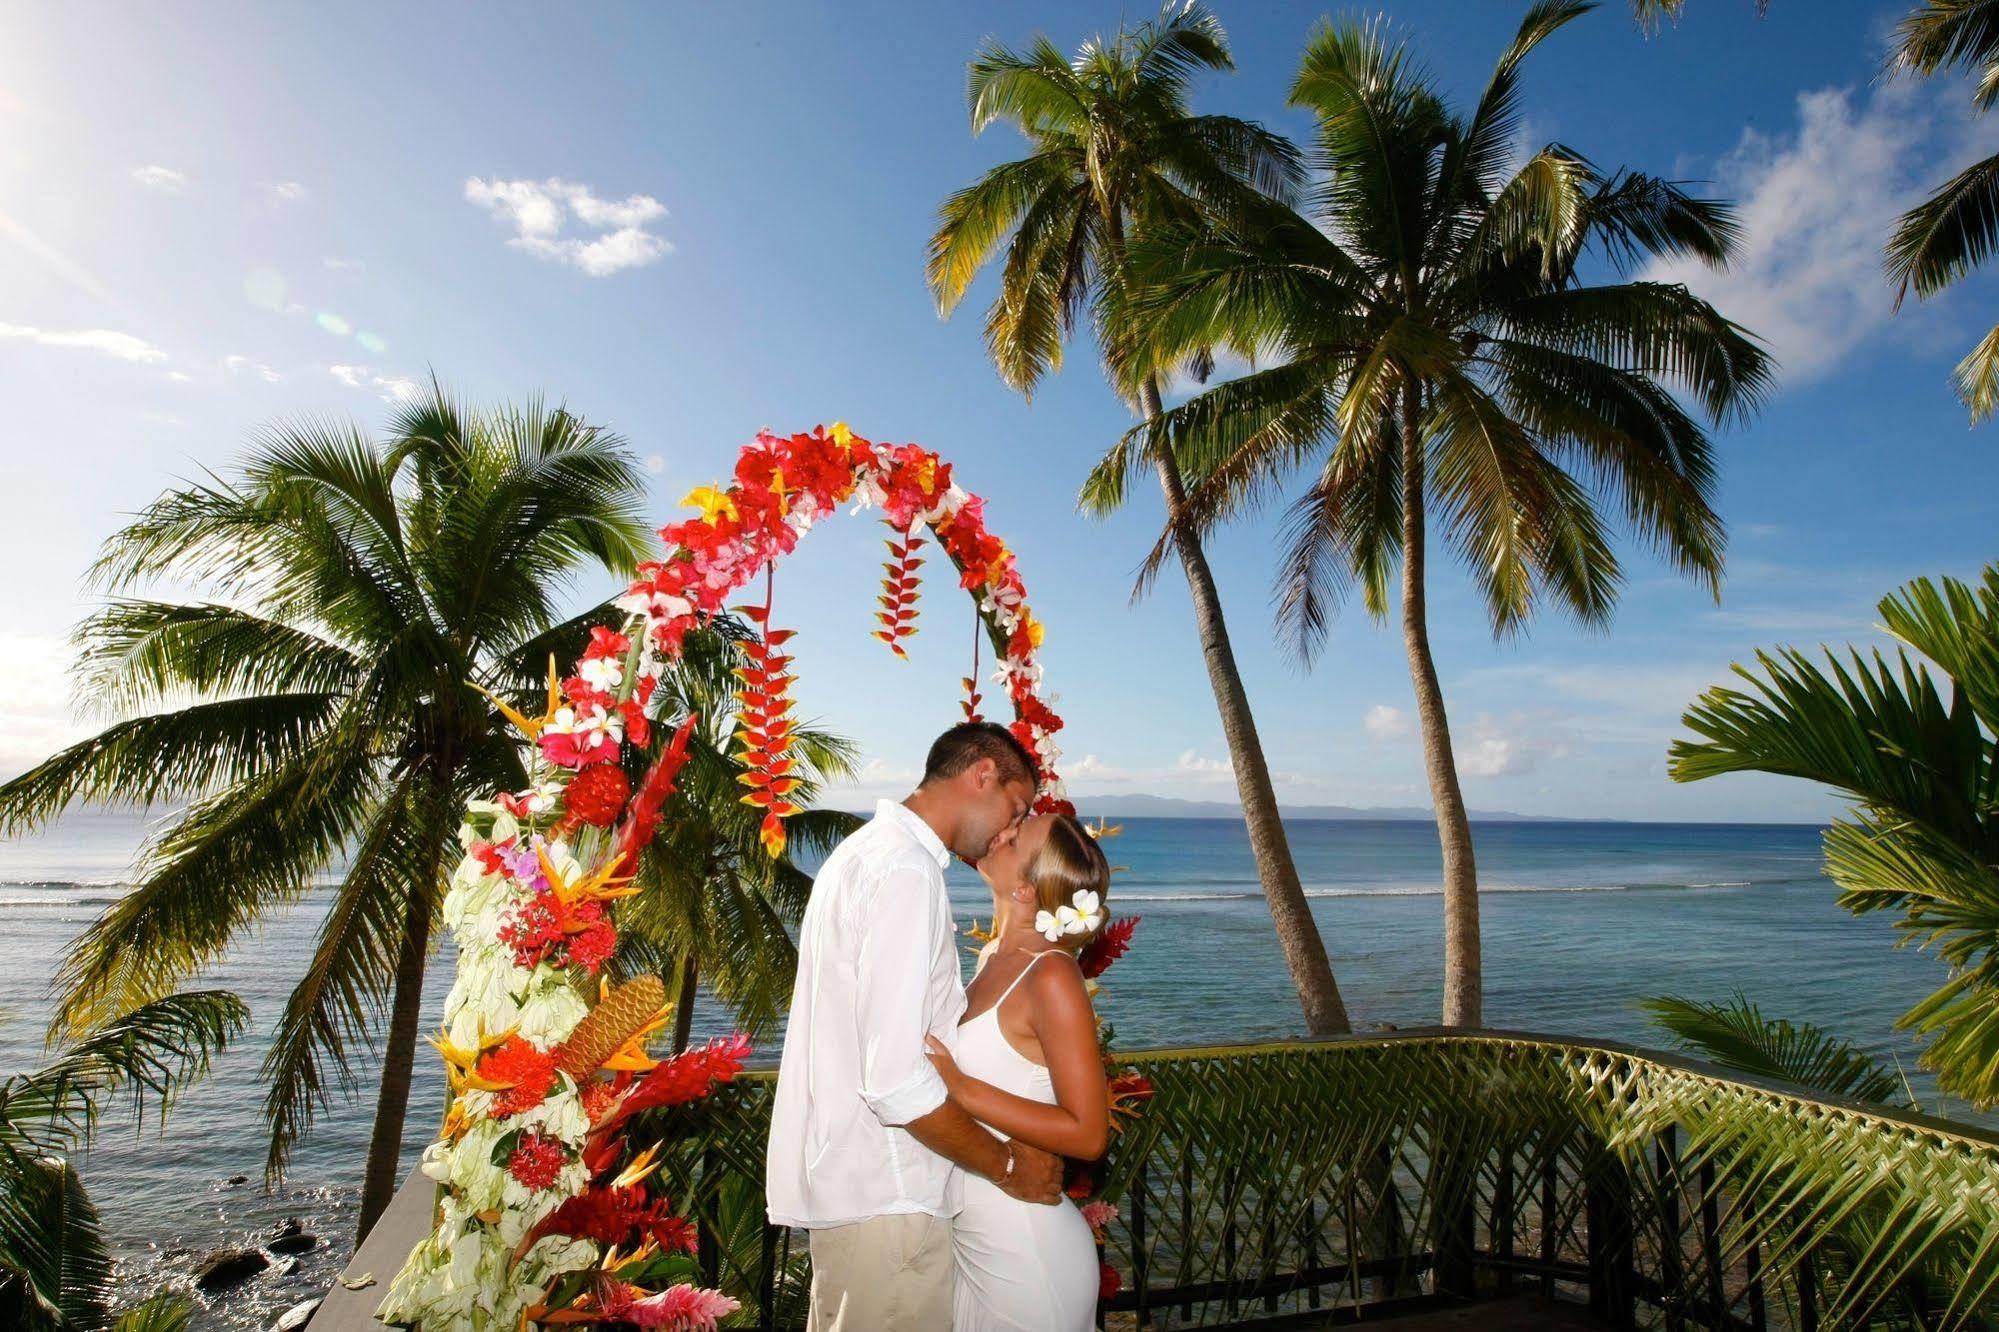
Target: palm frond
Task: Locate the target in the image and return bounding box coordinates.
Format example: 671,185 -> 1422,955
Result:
1888,151 -> 1999,302
0,692 -> 346,836
1892,0 -> 1999,105
1642,993 -> 1905,1104
0,991 -> 247,1159
1952,320 -> 1999,421
47,721 -> 385,1038
0,1157 -> 111,1331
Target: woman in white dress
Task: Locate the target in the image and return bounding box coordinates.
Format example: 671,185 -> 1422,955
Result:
924,813 -> 1113,1332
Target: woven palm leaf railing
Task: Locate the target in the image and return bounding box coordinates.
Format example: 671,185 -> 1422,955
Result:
628,1031 -> 1999,1330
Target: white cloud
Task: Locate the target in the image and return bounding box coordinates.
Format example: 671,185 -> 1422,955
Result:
464,176 -> 672,276
329,364 -> 419,403
221,353 -> 282,383
265,180 -> 307,202
129,164 -> 187,191
0,321 -> 167,363
322,257 -> 363,272
0,633 -> 90,776
1642,78 -> 1999,381
645,454 -> 665,474
166,370 -> 193,382
1454,712 -> 1574,779
1363,704 -> 1411,740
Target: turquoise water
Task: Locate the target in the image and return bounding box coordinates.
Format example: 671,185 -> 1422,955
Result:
0,811 -> 1961,1328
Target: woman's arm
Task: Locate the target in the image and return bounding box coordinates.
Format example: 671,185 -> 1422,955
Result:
925,955 -> 1109,1160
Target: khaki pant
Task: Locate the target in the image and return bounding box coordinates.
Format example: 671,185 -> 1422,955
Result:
806,1213 -> 954,1330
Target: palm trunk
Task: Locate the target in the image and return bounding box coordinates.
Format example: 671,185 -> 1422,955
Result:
357,869 -> 433,1240
671,953 -> 698,1054
1139,373 -> 1351,1036
1397,385 -> 1482,1028
356,767 -> 453,1241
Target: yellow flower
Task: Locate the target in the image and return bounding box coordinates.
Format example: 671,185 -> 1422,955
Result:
829,421 -> 854,445
469,655 -> 562,740
680,485 -> 738,524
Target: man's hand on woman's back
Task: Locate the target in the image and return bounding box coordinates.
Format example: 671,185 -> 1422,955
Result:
997,1138 -> 1063,1204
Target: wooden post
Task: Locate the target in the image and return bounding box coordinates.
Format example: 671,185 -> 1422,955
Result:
1585,1149 -> 1636,1330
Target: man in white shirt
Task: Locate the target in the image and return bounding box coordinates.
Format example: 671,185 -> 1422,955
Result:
767,722 -> 1064,1330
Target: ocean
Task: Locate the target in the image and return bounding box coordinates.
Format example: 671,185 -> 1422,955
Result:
0,809 -> 1963,1330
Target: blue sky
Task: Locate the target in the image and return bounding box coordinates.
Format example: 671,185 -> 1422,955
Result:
2,0 -> 1996,824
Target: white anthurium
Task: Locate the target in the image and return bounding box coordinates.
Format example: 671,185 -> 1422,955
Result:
514,1082 -> 590,1142
444,872 -> 514,939
515,981 -> 589,1049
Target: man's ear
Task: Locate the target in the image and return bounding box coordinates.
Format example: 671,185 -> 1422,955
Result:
969,756 -> 997,792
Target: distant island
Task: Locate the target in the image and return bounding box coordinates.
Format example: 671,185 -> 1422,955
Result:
1061,793 -> 1570,822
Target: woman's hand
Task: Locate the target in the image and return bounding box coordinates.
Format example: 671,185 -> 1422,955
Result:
925,1034 -> 962,1090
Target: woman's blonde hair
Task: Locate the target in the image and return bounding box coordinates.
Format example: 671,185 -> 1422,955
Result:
1025,814 -> 1111,952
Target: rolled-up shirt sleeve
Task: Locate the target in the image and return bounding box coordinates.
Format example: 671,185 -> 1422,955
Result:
854,862 -> 950,1126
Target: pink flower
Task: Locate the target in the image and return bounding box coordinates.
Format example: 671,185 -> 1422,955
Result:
625,1284 -> 742,1330
1080,1200 -> 1119,1232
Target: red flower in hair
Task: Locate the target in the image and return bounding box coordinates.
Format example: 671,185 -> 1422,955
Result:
1079,915 -> 1140,980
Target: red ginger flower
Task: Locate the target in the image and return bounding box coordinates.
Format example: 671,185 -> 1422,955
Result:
626,1284 -> 742,1330
526,1182 -> 696,1254
1079,915 -> 1140,980
603,1032 -> 750,1131
507,1132 -> 569,1191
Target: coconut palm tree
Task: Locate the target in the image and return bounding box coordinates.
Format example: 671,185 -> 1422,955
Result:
1092,1 -> 1771,1025
0,390 -> 654,1238
1670,565 -> 1999,1107
927,1 -> 1354,1036
1629,0 -> 1770,26
0,989 -> 243,1330
612,620 -> 861,1053
1888,0 -> 1999,421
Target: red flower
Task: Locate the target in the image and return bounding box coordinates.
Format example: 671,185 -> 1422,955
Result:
567,916 -> 617,973
613,713 -> 698,872
604,1033 -> 750,1130
1079,915 -> 1140,980
1098,1262 -> 1122,1301
564,763 -> 631,828
526,1182 -> 697,1254
477,1037 -> 560,1118
582,625 -> 630,660
507,1132 -> 569,1191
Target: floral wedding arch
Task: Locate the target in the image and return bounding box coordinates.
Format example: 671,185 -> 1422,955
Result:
380,424 -> 1080,1329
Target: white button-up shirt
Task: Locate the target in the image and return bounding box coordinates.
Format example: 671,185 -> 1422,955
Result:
765,799 -> 967,1230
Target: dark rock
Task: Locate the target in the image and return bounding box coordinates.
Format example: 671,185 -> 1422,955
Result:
270,1299 -> 320,1332
267,1218 -> 319,1255
193,1246 -> 269,1291
224,1174 -> 249,1186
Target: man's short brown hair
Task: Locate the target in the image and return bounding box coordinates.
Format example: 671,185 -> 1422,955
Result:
920,721 -> 1039,790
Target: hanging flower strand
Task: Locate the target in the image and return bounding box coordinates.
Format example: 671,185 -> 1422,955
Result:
735,568 -> 801,857
874,519 -> 925,659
